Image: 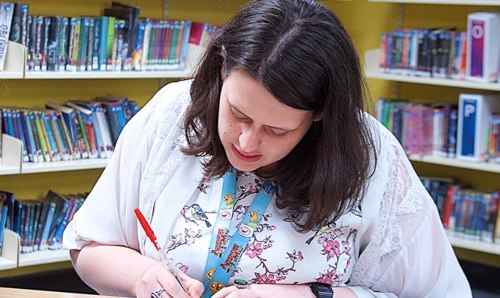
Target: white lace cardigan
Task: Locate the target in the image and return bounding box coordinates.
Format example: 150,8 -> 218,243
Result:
63,80 -> 472,297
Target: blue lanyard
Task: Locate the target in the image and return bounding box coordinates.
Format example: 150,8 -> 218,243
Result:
201,168 -> 275,297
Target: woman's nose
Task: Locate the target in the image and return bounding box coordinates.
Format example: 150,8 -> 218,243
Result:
239,126 -> 260,153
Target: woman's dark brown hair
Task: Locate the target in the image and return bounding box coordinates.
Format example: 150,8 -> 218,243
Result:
183,0 -> 376,231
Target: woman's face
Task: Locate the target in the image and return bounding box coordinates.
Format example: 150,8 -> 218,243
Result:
218,69 -> 314,172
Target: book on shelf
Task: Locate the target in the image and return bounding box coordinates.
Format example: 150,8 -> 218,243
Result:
8,2 -> 22,44
0,107 -> 2,161
105,2 -> 141,71
378,27 -> 468,80
7,6 -> 215,73
66,100 -> 110,159
0,1 -> 14,72
0,190 -> 15,255
376,96 -> 500,163
0,99 -> 140,165
0,190 -> 88,253
0,201 -> 8,255
420,177 -> 500,244
46,102 -> 85,160
65,101 -> 99,159
489,114 -> 500,163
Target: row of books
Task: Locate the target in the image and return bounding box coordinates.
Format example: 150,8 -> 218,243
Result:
420,177 -> 499,243
1,1 -> 218,72
379,12 -> 500,83
376,94 -> 500,163
0,97 -> 139,163
0,190 -> 86,254
379,28 -> 466,79
377,98 -> 458,157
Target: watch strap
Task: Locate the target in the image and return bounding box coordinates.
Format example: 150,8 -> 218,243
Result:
309,282 -> 334,298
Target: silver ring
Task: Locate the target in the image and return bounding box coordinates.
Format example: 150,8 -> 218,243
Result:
151,289 -> 165,298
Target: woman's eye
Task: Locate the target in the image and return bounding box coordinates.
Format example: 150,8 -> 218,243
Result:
267,128 -> 287,137
231,110 -> 250,122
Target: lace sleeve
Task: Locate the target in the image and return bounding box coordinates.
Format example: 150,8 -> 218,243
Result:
349,122 -> 471,297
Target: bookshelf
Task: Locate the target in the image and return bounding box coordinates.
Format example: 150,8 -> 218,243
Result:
448,234 -> 500,256
363,1 -> 500,260
18,249 -> 70,267
0,0 -> 199,275
365,49 -> 500,91
24,70 -> 191,80
408,154 -> 500,173
0,228 -> 70,268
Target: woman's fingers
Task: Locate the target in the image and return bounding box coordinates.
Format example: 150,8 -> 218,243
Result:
177,270 -> 205,297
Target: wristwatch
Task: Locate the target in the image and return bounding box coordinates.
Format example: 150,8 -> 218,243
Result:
309,282 -> 334,298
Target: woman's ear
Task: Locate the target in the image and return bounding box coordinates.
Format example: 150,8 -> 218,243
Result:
313,111 -> 323,122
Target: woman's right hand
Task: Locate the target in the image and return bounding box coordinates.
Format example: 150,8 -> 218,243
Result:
135,262 -> 204,298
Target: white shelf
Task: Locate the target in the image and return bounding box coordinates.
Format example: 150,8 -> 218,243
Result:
408,155 -> 500,173
18,249 -> 70,267
0,164 -> 19,175
25,69 -> 191,79
369,0 -> 500,5
21,158 -> 110,174
364,49 -> 500,91
0,257 -> 17,270
448,234 -> 500,255
0,71 -> 23,79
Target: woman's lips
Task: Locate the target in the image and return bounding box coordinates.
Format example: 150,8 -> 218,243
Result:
232,145 -> 262,162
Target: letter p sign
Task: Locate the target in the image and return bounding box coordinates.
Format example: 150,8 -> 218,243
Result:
464,104 -> 475,117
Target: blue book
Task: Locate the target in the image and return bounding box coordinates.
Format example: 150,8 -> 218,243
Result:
41,112 -> 61,162
39,202 -> 56,251
20,110 -> 36,162
0,205 -> 9,254
46,102 -> 82,159
12,110 -> 29,162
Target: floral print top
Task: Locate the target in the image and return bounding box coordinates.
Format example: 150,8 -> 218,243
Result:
159,170 -> 362,286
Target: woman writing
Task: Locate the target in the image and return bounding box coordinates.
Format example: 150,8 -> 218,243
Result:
63,0 -> 471,297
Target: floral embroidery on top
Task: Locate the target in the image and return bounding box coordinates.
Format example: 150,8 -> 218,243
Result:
198,176 -> 211,194
315,227 -> 356,284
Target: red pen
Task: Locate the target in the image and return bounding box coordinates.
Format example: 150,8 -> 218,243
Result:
134,208 -> 187,293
